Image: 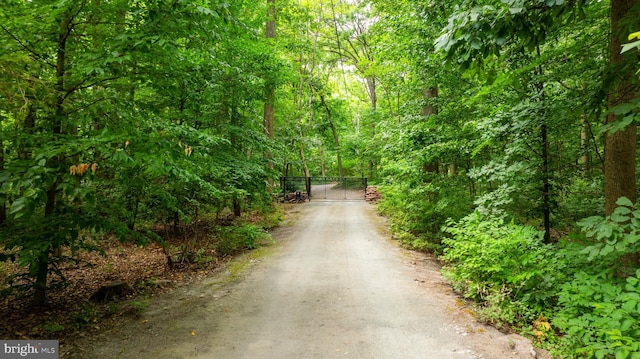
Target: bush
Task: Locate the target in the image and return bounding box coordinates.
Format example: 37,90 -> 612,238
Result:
441,212 -> 559,328
557,176 -> 605,225
376,174 -> 473,252
216,224 -> 271,256
553,270 -> 640,359
552,198 -> 640,359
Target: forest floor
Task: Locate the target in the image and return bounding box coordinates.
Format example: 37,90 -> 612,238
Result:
0,209 -> 281,346
54,200 -> 551,359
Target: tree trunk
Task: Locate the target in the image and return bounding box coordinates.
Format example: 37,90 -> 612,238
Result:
33,11 -> 71,306
0,139 -> 5,225
580,114 -> 589,175
365,76 -> 377,111
421,87 -> 437,117
369,159 -> 375,179
17,103 -> 36,161
329,121 -> 343,177
605,0 -> 639,215
535,45 -> 552,244
299,127 -> 310,177
319,93 -> 343,177
321,145 -> 326,177
233,197 -> 242,218
421,86 -> 439,174
264,0 -> 276,172
541,120 -> 551,243
448,163 -> 456,176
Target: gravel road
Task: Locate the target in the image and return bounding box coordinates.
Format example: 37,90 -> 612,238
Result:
67,200 -> 547,359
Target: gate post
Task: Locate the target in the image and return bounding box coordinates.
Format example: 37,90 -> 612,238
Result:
363,178 -> 368,199
306,177 -> 312,199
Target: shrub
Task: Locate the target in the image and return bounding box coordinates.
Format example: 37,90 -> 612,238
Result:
553,271 -> 640,359
553,198 -> 640,359
377,175 -> 473,252
216,224 -> 271,256
441,212 -> 559,328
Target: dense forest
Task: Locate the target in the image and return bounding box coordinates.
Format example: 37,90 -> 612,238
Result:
1,0 -> 639,357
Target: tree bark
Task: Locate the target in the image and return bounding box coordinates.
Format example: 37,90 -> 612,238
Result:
580,114 -> 589,175
604,0 -> 639,215
421,86 -> 439,174
33,11 -> 71,306
0,139 -> 5,225
264,0 -> 276,172
319,93 -> 343,177
535,44 -> 552,244
298,127 -> 310,178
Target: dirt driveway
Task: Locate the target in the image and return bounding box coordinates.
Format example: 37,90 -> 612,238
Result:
66,201 -> 548,359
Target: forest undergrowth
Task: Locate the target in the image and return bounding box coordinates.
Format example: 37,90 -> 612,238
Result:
0,205 -> 285,346
377,187 -> 640,359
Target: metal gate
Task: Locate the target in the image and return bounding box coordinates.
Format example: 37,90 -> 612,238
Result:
280,176 -> 367,201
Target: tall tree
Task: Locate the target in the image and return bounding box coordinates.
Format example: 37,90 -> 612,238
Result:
604,0 -> 640,214
0,0 -> 274,305
264,0 -> 277,174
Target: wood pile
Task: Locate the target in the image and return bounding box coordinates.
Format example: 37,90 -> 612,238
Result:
365,186 -> 382,202
283,191 -> 309,203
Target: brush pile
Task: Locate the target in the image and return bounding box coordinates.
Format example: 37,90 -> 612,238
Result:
365,186 -> 382,202
283,191 -> 309,203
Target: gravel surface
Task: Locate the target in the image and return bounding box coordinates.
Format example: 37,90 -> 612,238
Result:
66,200 -> 550,359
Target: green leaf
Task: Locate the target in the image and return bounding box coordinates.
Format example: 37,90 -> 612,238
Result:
621,40 -> 640,54
9,197 -> 27,215
614,206 -> 632,216
622,300 -> 637,312
600,245 -> 614,256
616,197 -> 634,208
616,347 -> 630,359
620,318 -> 635,331
611,214 -> 629,223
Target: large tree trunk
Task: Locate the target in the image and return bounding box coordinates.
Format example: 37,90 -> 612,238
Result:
604,0 -> 639,215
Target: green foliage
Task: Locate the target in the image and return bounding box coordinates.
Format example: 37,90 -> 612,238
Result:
0,0 -> 280,305
552,198 -> 640,358
441,212 -> 558,327
377,173 -> 474,252
439,199 -> 640,356
128,297 -> 150,316
557,177 -> 605,224
215,224 -> 272,256
576,197 -> 640,271
621,31 -> 640,54
554,271 -> 640,359
71,303 -> 97,329
42,322 -> 65,333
